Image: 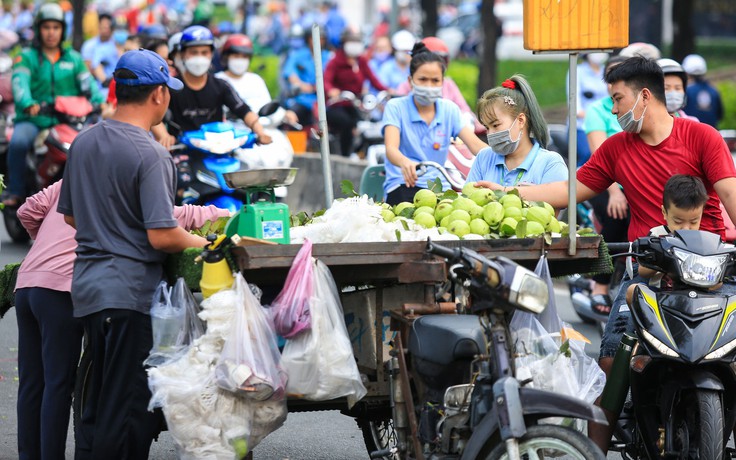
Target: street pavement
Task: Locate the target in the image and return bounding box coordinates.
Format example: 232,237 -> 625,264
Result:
0,225 -> 621,459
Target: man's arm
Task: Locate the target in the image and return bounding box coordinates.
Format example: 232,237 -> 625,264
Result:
475,179 -> 599,208
64,215 -> 76,229
147,226 -> 207,253
714,177 -> 736,224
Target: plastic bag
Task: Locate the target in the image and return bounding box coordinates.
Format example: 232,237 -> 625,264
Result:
215,273 -> 287,400
271,239 -> 313,338
281,259 -> 367,407
510,255 -> 606,406
146,278 -> 204,367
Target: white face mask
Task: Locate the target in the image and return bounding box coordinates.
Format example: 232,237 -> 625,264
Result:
617,91 -> 647,134
228,57 -> 250,76
411,81 -> 442,106
587,52 -> 608,66
665,91 -> 685,113
344,41 -> 365,58
184,55 -> 211,77
486,117 -> 522,156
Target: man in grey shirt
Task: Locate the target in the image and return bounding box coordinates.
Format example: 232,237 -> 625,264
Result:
58,49 -> 207,459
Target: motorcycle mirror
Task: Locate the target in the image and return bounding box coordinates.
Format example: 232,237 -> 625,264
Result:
258,101 -> 281,118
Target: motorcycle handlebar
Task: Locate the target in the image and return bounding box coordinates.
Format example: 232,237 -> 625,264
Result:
606,242 -> 632,255
425,239 -> 460,261
415,161 -> 466,191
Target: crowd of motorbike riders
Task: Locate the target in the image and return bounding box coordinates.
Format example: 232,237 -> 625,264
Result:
4,1 -> 736,458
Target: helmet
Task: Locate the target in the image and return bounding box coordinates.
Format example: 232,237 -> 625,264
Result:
180,25 -> 215,50
657,58 -> 687,88
422,36 -> 450,64
682,54 -> 707,76
340,28 -> 361,45
221,34 -> 253,56
619,42 -> 661,60
34,3 -> 65,38
143,24 -> 167,40
391,30 -> 415,52
168,32 -> 183,55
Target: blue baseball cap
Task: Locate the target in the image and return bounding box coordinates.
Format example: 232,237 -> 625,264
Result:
114,49 -> 183,91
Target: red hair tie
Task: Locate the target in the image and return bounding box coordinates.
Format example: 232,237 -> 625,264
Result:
501,79 -> 517,90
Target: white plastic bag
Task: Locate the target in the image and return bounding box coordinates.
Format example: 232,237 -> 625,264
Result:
215,273 -> 287,400
281,259 -> 367,407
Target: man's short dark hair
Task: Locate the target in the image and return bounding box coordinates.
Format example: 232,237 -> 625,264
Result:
98,13 -> 113,24
605,56 -> 666,104
663,174 -> 708,211
113,69 -> 162,104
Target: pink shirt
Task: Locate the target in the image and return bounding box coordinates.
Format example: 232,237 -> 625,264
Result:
15,180 -> 230,293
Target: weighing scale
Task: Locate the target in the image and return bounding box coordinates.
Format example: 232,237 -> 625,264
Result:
222,168 -> 298,244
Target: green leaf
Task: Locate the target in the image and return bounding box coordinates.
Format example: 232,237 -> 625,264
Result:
493,190 -> 505,200
400,219 -> 410,231
515,219 -> 528,239
507,188 -> 520,197
440,189 -> 459,200
427,177 -> 444,194
395,229 -> 402,241
559,340 -> 572,358
340,180 -> 358,197
314,209 -> 326,218
398,207 -> 415,219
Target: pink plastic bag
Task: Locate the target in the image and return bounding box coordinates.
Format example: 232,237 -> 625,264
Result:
271,239 -> 313,338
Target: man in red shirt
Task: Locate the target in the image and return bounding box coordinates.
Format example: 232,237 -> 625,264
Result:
476,56 -> 736,452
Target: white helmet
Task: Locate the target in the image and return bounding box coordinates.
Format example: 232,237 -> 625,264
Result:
619,42 -> 661,60
391,30 -> 416,52
682,54 -> 707,76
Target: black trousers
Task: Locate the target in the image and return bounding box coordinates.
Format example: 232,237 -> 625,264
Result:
589,190 -> 630,285
74,309 -> 160,460
16,287 -> 82,460
326,105 -> 358,156
386,185 -> 424,206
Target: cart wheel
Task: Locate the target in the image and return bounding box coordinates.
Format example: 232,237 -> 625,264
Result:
357,416 -> 401,459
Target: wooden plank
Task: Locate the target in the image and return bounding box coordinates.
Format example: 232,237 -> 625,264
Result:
233,237 -> 601,270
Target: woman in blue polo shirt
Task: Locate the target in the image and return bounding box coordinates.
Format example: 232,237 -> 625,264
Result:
467,75 -> 567,189
382,42 -> 488,205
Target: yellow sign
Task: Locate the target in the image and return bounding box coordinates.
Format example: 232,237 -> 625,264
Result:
523,0 -> 629,52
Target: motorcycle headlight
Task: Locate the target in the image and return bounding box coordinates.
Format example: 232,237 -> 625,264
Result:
509,268 -> 548,314
641,329 -> 678,357
673,248 -> 728,288
705,337 -> 736,360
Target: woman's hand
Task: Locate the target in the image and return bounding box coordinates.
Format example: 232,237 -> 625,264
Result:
475,181 -> 503,191
607,186 -> 628,220
399,157 -> 419,188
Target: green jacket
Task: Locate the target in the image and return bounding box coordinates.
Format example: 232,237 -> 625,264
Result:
12,45 -> 103,129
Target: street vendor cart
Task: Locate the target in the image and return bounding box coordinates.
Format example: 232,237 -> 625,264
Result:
230,235 -> 610,457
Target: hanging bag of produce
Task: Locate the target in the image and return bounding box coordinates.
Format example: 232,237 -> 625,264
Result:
270,239 -> 313,338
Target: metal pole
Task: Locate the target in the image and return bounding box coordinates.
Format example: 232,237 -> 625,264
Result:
312,24 -> 334,208
567,53 -> 578,256
389,0 -> 399,35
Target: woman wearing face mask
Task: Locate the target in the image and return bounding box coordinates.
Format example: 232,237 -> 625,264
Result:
657,58 -> 698,121
382,42 -> 488,205
215,34 -> 273,113
376,30 -> 416,91
324,28 -> 388,157
466,75 -> 567,188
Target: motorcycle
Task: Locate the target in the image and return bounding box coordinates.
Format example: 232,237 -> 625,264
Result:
326,90 -> 390,158
610,229 -> 736,459
362,240 -> 607,460
174,120 -> 257,212
3,96 -> 97,243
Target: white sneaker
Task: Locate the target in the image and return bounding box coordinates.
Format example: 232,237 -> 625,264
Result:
348,153 -> 361,162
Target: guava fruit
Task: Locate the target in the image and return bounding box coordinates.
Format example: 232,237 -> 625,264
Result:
414,212 -> 436,228
452,196 -> 475,212
503,206 -> 523,221
527,206 -> 552,227
413,189 -> 437,209
381,209 -> 395,222
500,217 -> 518,236
499,194 -> 523,209
449,220 -> 471,237
462,181 -> 478,197
393,202 -> 414,216
526,221 -> 546,237
469,188 -> 494,206
469,219 -> 491,235
413,206 -> 435,217
483,202 -> 504,227
448,209 -> 471,224
434,202 -> 453,222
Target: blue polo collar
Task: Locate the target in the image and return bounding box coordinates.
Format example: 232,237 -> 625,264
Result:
408,96 -> 443,127
494,140 -> 541,171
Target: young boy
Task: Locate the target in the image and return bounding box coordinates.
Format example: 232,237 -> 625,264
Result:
625,174 -> 710,306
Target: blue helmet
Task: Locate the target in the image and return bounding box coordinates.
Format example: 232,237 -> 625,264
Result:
180,25 -> 215,50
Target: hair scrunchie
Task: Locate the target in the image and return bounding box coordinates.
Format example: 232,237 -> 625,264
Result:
501,79 -> 517,90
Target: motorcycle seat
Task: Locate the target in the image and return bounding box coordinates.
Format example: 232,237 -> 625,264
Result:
409,315 -> 486,366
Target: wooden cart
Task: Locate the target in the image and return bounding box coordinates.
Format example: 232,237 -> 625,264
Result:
231,237 -> 609,409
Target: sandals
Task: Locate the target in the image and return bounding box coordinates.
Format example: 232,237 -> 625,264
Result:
591,294 -> 613,316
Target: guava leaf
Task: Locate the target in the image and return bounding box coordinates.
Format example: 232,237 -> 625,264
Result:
559,340 -> 572,358
493,190 -> 506,200
314,209 -> 326,218
395,230 -> 402,241
515,219 -> 528,239
507,188 -> 520,197
427,177 -> 443,193
400,219 -> 410,231
340,180 -> 358,197
398,207 -> 415,219
441,189 -> 459,200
